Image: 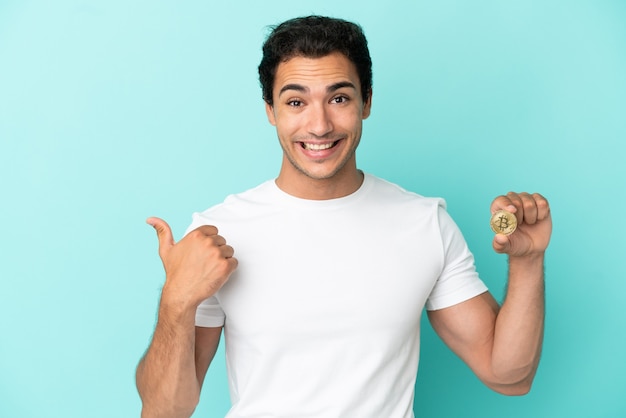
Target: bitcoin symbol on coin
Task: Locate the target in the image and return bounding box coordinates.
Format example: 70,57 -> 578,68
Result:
490,210 -> 517,235
495,215 -> 509,231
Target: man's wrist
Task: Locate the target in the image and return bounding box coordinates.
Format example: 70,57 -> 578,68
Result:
508,252 -> 545,285
509,251 -> 545,265
159,286 -> 199,323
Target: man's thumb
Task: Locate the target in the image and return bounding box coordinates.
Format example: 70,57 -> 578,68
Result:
146,217 -> 175,256
492,233 -> 511,254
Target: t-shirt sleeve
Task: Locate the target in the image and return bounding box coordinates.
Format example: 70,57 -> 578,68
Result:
185,212 -> 227,328
196,296 -> 226,327
426,204 -> 488,310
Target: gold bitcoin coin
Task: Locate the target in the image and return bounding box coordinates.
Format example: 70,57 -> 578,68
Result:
490,210 -> 517,235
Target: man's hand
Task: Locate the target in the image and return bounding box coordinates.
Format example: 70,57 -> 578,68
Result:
147,217 -> 238,308
490,192 -> 552,258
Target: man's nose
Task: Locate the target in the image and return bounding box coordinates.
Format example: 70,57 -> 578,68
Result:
306,104 -> 333,137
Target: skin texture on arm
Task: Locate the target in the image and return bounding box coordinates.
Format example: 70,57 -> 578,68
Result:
428,192 -> 551,395
136,218 -> 237,417
136,320 -> 221,417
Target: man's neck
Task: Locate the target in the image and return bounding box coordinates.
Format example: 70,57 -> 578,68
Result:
275,167 -> 364,200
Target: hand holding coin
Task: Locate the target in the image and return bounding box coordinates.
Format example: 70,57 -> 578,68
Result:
489,192 -> 552,257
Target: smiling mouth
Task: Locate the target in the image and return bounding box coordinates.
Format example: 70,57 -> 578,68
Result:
300,141 -> 339,151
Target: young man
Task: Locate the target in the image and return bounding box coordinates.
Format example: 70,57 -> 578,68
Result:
136,16 -> 551,418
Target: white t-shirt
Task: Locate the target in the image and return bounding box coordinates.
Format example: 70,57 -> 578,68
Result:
188,173 -> 487,418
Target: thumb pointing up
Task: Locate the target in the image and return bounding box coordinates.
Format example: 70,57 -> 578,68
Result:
146,217 -> 175,260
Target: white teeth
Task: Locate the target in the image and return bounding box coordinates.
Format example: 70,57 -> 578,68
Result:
303,142 -> 335,150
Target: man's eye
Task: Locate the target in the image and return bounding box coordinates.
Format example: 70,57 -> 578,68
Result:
332,96 -> 348,104
287,100 -> 302,107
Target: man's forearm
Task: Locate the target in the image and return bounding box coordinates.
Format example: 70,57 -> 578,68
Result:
491,253 -> 545,389
136,303 -> 200,418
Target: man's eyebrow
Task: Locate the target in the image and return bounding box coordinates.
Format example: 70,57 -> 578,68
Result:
278,84 -> 307,97
327,81 -> 357,93
278,81 -> 357,97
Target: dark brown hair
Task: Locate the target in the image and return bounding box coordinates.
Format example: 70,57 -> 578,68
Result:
258,16 -> 372,106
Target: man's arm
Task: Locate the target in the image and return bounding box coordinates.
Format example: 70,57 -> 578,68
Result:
136,218 -> 237,417
136,319 -> 221,417
428,192 -> 551,395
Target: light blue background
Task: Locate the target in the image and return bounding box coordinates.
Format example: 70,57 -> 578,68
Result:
1,1 -> 625,417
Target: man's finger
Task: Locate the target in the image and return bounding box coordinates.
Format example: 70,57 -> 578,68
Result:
221,244 -> 236,259
533,193 -> 551,221
146,217 -> 175,258
492,233 -> 511,254
518,192 -> 538,224
506,192 -> 525,222
490,195 -> 517,215
193,224 -> 219,237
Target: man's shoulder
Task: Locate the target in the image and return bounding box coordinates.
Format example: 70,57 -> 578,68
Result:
184,180 -> 277,233
365,173 -> 446,210
201,179 -> 277,214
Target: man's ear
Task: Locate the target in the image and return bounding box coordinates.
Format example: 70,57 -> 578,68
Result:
362,89 -> 373,120
265,102 -> 277,126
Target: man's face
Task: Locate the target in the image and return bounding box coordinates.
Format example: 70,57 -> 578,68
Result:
266,52 -> 372,188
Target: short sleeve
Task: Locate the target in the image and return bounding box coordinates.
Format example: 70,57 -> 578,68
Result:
196,296 -> 226,327
426,205 -> 488,310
